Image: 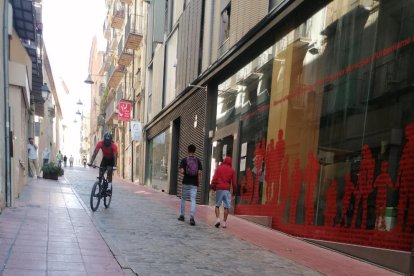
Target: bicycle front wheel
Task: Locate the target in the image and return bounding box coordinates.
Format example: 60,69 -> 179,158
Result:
103,185 -> 112,208
90,181 -> 101,211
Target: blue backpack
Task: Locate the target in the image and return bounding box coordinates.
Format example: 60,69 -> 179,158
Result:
186,156 -> 199,176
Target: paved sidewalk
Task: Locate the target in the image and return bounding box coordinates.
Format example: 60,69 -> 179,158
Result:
0,177 -> 124,276
65,166 -> 399,276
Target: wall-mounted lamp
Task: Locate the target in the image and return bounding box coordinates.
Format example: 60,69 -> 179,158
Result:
75,110 -> 82,116
41,83 -> 51,101
84,74 -> 94,84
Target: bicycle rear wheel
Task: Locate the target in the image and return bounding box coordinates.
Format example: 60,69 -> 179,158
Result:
90,181 -> 101,211
103,185 -> 112,208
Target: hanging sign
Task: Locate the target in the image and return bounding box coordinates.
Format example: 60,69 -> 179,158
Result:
118,100 -> 131,122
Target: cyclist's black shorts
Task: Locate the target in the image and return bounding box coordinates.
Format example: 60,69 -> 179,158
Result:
100,158 -> 115,168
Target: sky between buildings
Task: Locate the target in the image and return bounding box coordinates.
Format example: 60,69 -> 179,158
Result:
42,0 -> 106,161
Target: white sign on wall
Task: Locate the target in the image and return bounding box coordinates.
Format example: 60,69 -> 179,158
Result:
131,121 -> 142,142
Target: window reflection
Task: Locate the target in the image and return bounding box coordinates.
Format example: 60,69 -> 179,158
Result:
148,129 -> 171,192
216,0 -> 414,253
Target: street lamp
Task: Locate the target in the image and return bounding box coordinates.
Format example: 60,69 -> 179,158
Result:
75,110 -> 82,116
41,83 -> 51,102
84,74 -> 94,84
76,99 -> 83,105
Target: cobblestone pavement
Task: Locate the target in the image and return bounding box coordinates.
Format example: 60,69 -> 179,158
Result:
65,166 -> 322,276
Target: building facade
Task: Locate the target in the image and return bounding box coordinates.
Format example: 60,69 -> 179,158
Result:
88,0 -> 146,183
0,0 -> 62,209
144,0 -> 414,273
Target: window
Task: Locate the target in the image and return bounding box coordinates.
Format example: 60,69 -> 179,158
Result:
218,3 -> 231,56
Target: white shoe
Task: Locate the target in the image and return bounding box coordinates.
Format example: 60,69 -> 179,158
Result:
222,222 -> 227,228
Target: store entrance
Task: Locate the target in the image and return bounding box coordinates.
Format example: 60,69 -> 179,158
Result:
208,122 -> 239,207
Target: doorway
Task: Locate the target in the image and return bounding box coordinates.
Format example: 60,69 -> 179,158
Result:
208,122 -> 239,206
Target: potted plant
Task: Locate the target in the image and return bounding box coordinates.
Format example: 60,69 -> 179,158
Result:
42,162 -> 64,180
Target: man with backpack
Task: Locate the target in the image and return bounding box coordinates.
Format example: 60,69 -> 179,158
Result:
178,144 -> 202,226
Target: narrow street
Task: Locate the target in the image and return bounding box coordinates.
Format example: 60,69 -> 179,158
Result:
0,166 -> 399,275
66,166 -> 321,275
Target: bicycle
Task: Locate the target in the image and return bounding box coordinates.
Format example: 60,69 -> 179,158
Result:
89,164 -> 116,211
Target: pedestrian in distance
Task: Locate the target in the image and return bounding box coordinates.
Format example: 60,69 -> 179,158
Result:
42,147 -> 50,166
69,155 -> 74,167
27,137 -> 41,178
56,150 -> 63,168
82,156 -> 87,168
63,155 -> 68,167
178,144 -> 202,226
211,156 -> 236,228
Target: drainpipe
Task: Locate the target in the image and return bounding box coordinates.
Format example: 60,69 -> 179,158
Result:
3,2 -> 11,207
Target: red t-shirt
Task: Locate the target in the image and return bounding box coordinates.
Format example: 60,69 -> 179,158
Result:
96,141 -> 118,159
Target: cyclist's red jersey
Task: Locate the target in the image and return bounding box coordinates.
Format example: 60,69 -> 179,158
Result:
96,141 -> 118,159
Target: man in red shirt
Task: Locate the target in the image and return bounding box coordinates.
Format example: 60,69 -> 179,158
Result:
88,132 -> 118,192
210,156 -> 236,228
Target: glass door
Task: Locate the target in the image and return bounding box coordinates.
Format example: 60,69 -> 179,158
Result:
209,135 -> 234,206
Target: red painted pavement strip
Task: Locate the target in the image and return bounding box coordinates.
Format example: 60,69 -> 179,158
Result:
114,176 -> 399,276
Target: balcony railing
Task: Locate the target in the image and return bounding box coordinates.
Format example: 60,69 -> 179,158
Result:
124,14 -> 143,49
103,17 -> 111,39
107,61 -> 126,88
119,0 -> 132,4
116,37 -> 133,66
109,29 -> 119,50
105,86 -> 124,123
111,4 -> 125,29
99,52 -> 112,75
218,38 -> 230,58
105,97 -> 118,123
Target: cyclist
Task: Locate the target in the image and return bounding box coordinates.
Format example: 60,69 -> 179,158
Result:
88,132 -> 118,193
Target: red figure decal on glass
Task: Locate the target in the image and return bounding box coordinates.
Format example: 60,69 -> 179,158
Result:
289,159 -> 302,224
304,153 -> 320,226
265,139 -> 276,203
341,174 -> 354,227
395,123 -> 414,232
279,156 -> 290,214
325,179 -> 337,227
251,139 -> 266,204
352,144 -> 375,229
373,161 -> 394,230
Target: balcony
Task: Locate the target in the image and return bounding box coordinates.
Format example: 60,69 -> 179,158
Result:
109,30 -> 119,51
99,52 -> 112,75
105,97 -> 118,123
105,86 -> 124,123
107,62 -> 126,88
125,14 -> 143,50
103,17 -> 111,40
218,38 -> 230,58
117,38 -> 133,66
111,5 -> 125,29
291,24 -> 311,48
119,0 -> 132,4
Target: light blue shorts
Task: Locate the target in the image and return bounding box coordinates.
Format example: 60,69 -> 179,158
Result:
215,190 -> 231,209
